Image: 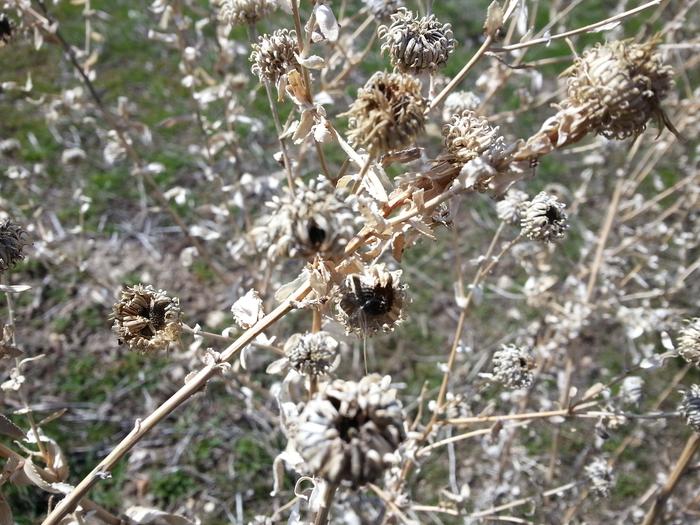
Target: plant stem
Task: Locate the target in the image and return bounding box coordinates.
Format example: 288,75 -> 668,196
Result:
641,432 -> 700,525
313,483 -> 338,525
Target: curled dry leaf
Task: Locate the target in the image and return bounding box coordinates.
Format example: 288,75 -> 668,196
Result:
231,289 -> 265,329
314,4 -> 339,42
0,414 -> 24,440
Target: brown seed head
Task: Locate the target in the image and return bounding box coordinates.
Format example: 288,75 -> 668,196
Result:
336,264 -> 407,336
378,8 -> 455,74
0,219 -> 28,273
565,39 -> 674,139
112,285 -> 182,353
283,331 -> 341,377
345,71 -> 426,156
442,110 -> 507,165
521,192 -> 569,243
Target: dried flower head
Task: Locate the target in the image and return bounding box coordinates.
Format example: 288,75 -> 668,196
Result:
345,71 -> 426,156
442,111 -> 508,166
678,318 -> 700,367
680,384 -> 700,432
336,264 -> 407,336
565,39 -> 674,139
496,188 -> 529,225
294,375 -> 405,487
492,344 -> 535,389
251,176 -> 358,260
217,0 -> 277,27
112,285 -> 182,353
442,90 -> 481,123
0,219 -> 28,273
585,458 -> 614,497
364,0 -> 403,21
520,192 -> 568,243
250,29 -> 299,87
378,9 -> 455,73
283,331 -> 341,376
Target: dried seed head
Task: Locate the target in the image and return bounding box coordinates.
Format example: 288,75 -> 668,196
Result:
678,318 -> 700,367
496,189 -> 529,225
336,264 -> 407,336
520,192 -> 568,243
680,384 -> 700,432
111,285 -> 182,353
566,39 -> 674,139
0,219 -> 28,273
294,374 -> 405,487
442,111 -> 508,166
492,344 -> 535,389
364,0 -> 403,21
442,90 -> 481,123
378,9 -> 455,73
217,0 -> 277,27
283,332 -> 341,376
345,71 -> 426,156
252,176 -> 358,260
250,29 -> 299,86
585,458 -> 614,498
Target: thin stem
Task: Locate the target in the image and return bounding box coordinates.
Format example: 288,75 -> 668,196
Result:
489,0 -> 662,53
313,483 -> 338,525
641,433 -> 700,525
264,81 -> 296,190
429,36 -> 493,111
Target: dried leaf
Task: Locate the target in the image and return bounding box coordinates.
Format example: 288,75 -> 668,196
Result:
125,506 -> 196,525
23,456 -> 72,494
295,54 -> 326,69
231,289 -> 264,329
0,284 -> 31,293
314,4 -> 339,42
0,343 -> 22,359
0,414 -> 24,440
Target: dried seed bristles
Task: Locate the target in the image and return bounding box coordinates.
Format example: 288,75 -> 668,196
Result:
679,384 -> 700,433
217,0 -> 277,27
250,29 -> 300,88
282,331 -> 341,376
491,343 -> 535,389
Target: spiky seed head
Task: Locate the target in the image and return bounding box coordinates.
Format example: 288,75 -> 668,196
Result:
217,0 -> 277,27
111,285 -> 182,353
0,219 -> 28,273
496,189 -> 529,225
345,71 -> 426,156
492,344 -> 535,389
336,264 -> 407,336
442,110 -> 507,165
565,39 -> 674,139
378,8 -> 455,74
294,375 -> 405,487
283,332 -> 341,377
364,0 -> 403,21
680,384 -> 700,432
678,318 -> 700,367
250,29 -> 299,86
520,192 -> 569,243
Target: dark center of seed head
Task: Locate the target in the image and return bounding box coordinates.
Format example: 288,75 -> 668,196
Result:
307,219 -> 327,247
545,205 -> 561,223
